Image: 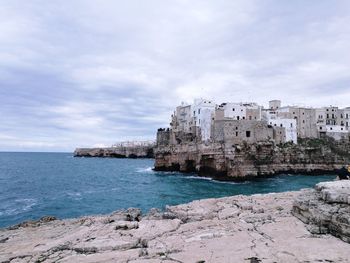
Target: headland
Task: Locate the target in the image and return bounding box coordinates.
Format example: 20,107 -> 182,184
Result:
154,99 -> 350,181
74,141 -> 155,158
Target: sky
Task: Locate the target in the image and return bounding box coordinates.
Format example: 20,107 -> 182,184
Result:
1,0 -> 350,152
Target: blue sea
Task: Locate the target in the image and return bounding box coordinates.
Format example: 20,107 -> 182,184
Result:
0,152 -> 336,228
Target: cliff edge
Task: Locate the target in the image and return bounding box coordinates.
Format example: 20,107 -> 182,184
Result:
155,136 -> 350,180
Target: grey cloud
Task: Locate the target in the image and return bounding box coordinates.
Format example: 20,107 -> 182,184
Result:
1,0 -> 350,151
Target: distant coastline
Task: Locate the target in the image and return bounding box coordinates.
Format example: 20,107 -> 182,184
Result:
74,141 -> 155,158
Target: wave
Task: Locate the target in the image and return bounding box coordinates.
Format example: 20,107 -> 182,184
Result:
184,175 -> 213,181
183,176 -> 246,185
66,192 -> 82,200
136,167 -> 154,173
0,198 -> 37,216
66,192 -> 82,197
156,172 -> 246,185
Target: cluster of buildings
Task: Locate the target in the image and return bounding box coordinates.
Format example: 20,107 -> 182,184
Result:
169,98 -> 350,145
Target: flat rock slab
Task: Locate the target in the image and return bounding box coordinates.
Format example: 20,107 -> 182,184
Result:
1,190 -> 350,263
293,180 -> 350,243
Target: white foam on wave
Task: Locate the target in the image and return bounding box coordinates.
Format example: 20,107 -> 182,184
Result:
0,198 -> 37,216
66,192 -> 82,200
183,175 -> 250,185
136,167 -> 154,173
184,175 -> 214,181
67,192 -> 82,197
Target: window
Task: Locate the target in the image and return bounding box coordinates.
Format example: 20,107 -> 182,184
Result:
330,127 -> 333,130
249,116 -> 252,120
199,119 -> 200,124
303,120 -> 305,123
243,117 -> 245,120
290,123 -> 293,127
246,131 -> 251,138
198,109 -> 200,114
237,116 -> 240,120
280,124 -> 283,127
193,111 -> 195,116
236,132 -> 238,136
232,108 -> 235,111
320,127 -> 322,130
236,127 -> 238,130
327,114 -> 329,118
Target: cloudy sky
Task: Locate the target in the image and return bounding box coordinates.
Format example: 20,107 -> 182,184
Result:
1,0 -> 350,151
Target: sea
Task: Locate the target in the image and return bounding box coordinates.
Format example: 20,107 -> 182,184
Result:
0,152 -> 336,228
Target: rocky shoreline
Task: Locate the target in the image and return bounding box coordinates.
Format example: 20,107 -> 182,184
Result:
74,146 -> 154,158
154,137 -> 350,181
1,181 -> 349,263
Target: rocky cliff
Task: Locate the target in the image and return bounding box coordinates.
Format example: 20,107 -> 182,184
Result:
1,183 -> 350,263
293,180 -> 350,243
155,137 -> 350,181
74,146 -> 154,158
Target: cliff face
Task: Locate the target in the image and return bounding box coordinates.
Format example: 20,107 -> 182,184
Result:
154,137 -> 350,180
74,146 -> 154,158
1,185 -> 350,263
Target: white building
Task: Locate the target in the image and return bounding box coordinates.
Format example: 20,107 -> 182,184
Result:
218,102 -> 262,121
315,106 -> 350,140
268,119 -> 297,143
173,102 -> 192,133
262,109 -> 297,144
221,102 -> 247,120
192,98 -> 216,141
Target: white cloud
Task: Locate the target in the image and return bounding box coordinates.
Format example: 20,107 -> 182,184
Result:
1,0 -> 350,151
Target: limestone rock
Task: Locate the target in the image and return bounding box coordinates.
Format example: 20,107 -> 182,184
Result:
1,188 -> 350,262
154,137 -> 350,180
292,180 -> 350,243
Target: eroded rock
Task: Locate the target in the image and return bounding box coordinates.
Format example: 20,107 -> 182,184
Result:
292,180 -> 350,243
1,185 -> 350,263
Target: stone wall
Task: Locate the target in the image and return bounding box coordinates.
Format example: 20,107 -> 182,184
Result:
156,129 -> 171,146
211,119 -> 286,144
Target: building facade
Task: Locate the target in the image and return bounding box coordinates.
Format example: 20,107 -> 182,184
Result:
168,99 -> 349,146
